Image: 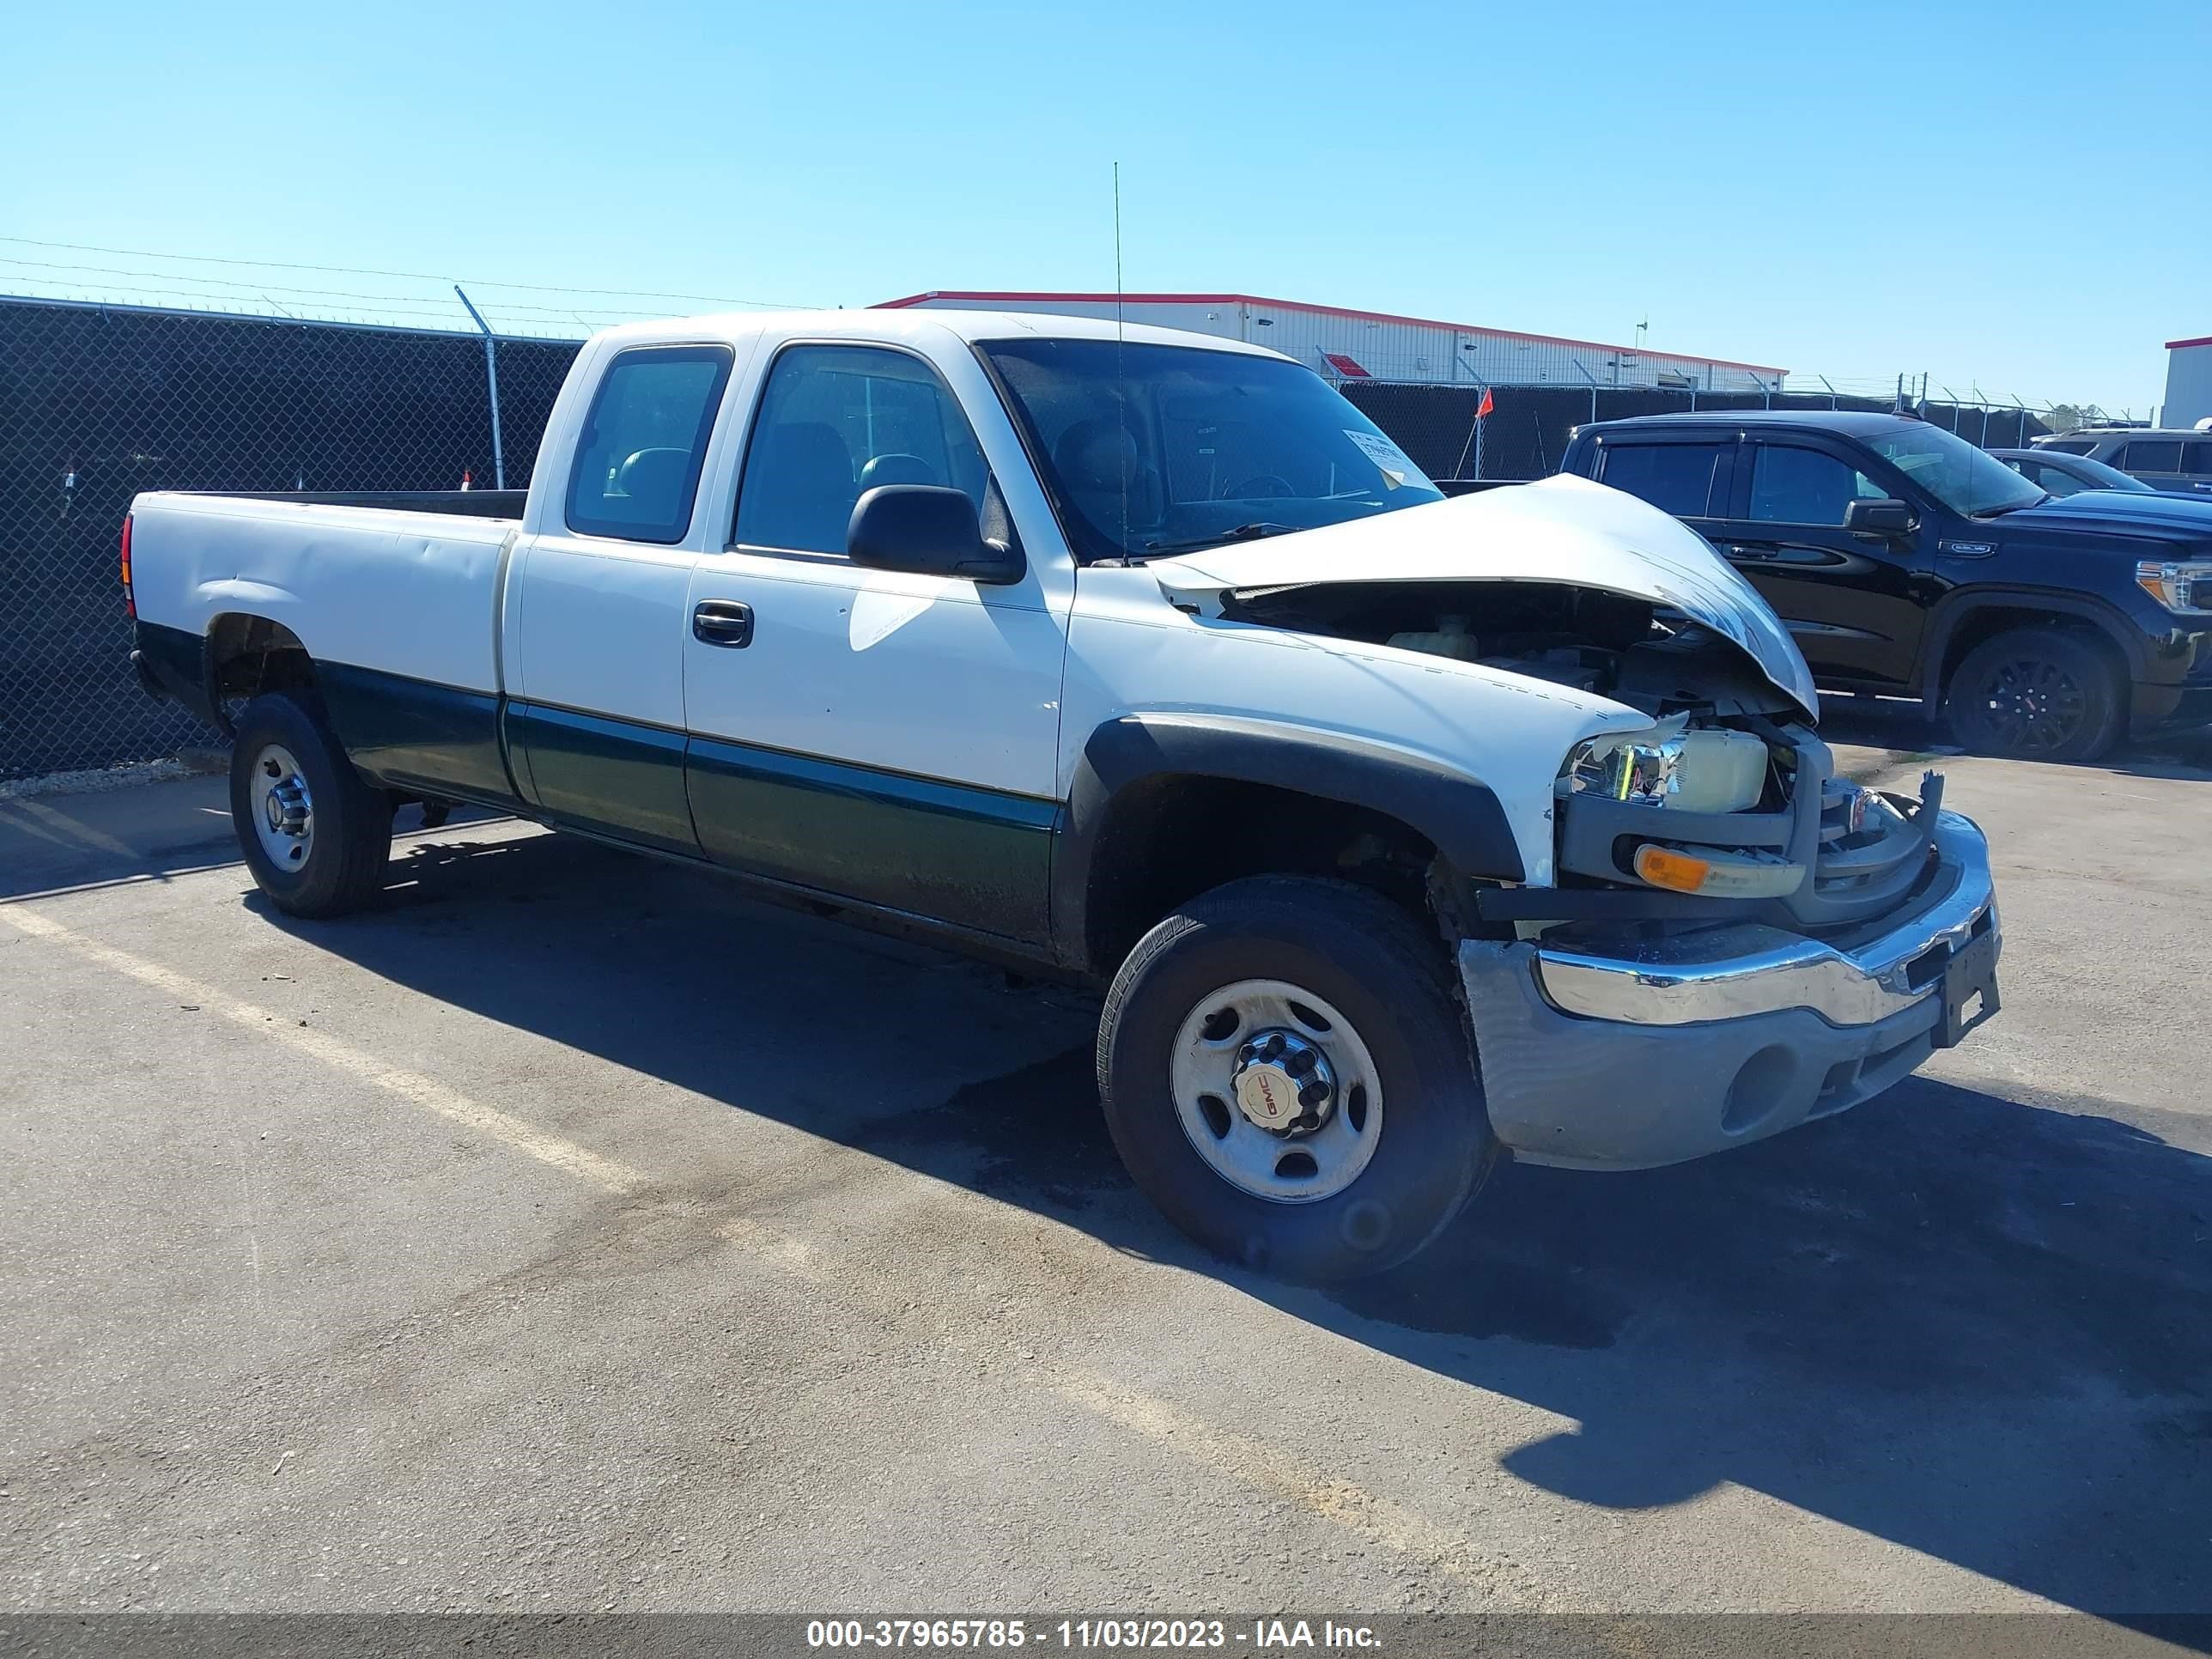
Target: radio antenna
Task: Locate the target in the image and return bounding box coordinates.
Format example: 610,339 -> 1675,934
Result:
1114,161 -> 1127,554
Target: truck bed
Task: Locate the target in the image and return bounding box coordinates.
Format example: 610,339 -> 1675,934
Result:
129,489 -> 518,706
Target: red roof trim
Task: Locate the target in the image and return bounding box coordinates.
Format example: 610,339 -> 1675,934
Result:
870,289 -> 1789,375
2166,335 -> 2212,350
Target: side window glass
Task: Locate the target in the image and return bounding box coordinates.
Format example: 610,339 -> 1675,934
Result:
2183,442 -> 2212,475
2119,441 -> 2183,472
1747,446 -> 1878,526
565,346 -> 733,543
1596,442 -> 1728,517
734,344 -> 990,556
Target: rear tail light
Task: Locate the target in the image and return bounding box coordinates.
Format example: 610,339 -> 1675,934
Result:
119,514 -> 135,618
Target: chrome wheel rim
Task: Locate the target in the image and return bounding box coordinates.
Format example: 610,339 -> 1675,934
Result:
1169,979 -> 1383,1204
249,743 -> 314,869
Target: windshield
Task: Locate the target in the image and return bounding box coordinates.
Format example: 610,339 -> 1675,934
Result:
977,338 -> 1443,562
1865,422 -> 2046,516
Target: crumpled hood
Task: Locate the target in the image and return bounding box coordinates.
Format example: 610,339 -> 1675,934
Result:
1149,473 -> 1820,719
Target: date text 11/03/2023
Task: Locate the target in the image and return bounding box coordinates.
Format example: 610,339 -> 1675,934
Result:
804,1619 -> 1382,1650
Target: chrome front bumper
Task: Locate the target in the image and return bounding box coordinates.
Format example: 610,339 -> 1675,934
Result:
1456,811 -> 2000,1171
1532,812 -> 1998,1028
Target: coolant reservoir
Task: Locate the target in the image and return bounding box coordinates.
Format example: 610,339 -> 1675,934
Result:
1388,614 -> 1483,661
1671,728 -> 1770,813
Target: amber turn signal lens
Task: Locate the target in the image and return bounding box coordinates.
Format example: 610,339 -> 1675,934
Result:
1633,844 -> 1711,893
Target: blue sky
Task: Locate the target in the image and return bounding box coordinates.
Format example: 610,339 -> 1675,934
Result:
4,0 -> 2203,414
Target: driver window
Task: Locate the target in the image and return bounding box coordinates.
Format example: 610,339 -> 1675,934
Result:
1747,445 -> 1882,526
733,345 -> 989,556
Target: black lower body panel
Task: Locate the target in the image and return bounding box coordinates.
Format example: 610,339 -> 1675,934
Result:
316,660 -> 520,808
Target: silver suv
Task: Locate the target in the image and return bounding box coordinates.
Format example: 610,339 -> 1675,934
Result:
2031,426 -> 2212,495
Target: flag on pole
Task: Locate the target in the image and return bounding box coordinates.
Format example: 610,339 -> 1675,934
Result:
1476,386 -> 1495,421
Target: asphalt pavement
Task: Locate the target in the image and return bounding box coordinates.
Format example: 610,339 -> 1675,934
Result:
3,713 -> 2208,1632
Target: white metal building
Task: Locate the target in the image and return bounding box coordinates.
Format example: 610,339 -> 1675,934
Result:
874,290 -> 1786,392
2164,333 -> 2212,428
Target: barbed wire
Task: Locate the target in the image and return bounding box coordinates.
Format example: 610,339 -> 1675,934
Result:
0,235 -> 811,309
0,235 -> 2125,414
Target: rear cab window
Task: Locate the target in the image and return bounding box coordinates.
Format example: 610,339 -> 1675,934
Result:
565,345 -> 736,543
1595,440 -> 1731,517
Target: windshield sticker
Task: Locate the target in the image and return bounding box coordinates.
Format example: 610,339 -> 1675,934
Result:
1345,429 -> 1420,490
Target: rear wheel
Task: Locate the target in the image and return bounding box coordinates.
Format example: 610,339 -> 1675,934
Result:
1097,876 -> 1494,1285
1944,627 -> 2124,762
228,692 -> 393,916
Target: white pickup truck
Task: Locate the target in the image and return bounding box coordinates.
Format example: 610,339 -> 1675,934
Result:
124,307 -> 2002,1283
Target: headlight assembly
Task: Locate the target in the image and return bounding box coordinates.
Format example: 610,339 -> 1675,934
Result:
2135,560 -> 2212,617
1565,724 -> 1771,815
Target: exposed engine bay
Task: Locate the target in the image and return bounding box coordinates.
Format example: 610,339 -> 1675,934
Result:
1218,579 -> 1802,720
1217,577 -> 1952,933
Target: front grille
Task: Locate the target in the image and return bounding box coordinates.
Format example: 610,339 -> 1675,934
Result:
1772,745 -> 1939,930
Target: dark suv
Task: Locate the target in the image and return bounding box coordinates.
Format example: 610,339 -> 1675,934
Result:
1558,410 -> 2212,760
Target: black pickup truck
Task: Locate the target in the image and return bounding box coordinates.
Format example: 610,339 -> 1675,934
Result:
1558,410 -> 2212,759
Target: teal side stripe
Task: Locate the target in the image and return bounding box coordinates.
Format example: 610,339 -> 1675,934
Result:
685,735 -> 1054,943
512,702 -> 698,854
316,660 -> 515,805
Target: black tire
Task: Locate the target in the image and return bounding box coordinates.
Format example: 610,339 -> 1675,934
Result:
1944,626 -> 2125,762
1097,876 -> 1494,1285
228,691 -> 393,917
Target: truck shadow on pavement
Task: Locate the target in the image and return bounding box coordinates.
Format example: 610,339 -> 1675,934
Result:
261,826 -> 2212,1625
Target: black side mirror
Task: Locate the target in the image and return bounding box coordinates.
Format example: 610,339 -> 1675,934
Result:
847,485 -> 1024,585
1844,497 -> 1917,537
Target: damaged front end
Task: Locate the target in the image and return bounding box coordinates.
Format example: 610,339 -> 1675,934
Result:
1206,570 -> 1943,931
1149,478 -> 2001,1170
1530,717 -> 1948,932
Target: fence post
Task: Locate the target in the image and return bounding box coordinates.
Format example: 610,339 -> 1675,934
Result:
454,286 -> 507,490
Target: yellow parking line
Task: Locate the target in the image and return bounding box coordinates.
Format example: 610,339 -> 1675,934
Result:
0,906 -> 646,1194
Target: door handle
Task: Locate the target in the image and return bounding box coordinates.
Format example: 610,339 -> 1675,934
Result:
692,599 -> 754,648
1723,544 -> 1778,561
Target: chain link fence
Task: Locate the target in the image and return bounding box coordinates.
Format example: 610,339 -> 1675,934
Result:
1,293 -> 2063,782
0,298 -> 580,780
1340,382 -> 2055,484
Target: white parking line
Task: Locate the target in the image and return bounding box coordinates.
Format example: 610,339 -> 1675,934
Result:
708,1210 -> 1537,1603
0,796 -> 143,860
0,905 -> 647,1194
3,899 -> 1526,1601
1053,1371 -> 1545,1601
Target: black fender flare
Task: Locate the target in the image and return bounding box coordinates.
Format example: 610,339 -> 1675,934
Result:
1050,713 -> 1526,973
129,618 -> 232,735
1917,587 -> 2158,704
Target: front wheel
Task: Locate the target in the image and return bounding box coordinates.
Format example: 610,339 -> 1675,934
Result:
228,691 -> 393,917
1944,626 -> 2124,762
1097,877 -> 1494,1285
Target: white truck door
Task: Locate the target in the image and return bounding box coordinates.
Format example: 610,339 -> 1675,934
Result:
681,339 -> 1072,942
509,341 -> 744,852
